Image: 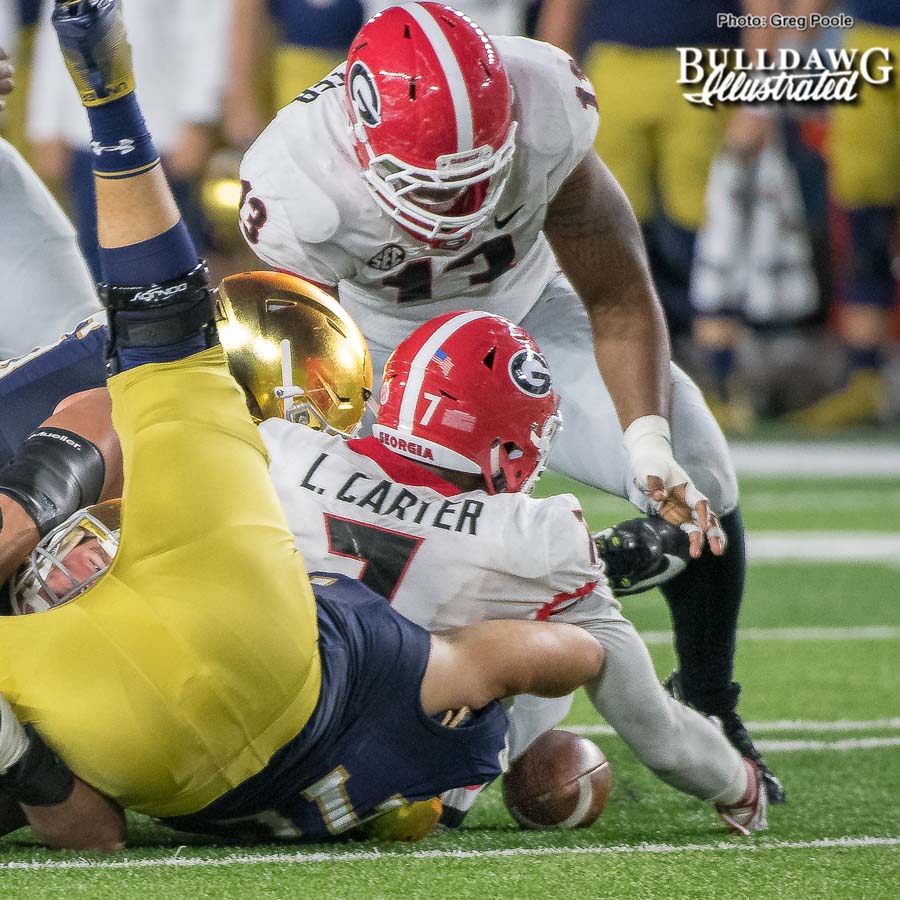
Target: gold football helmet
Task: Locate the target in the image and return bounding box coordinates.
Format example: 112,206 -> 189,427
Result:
217,271 -> 373,435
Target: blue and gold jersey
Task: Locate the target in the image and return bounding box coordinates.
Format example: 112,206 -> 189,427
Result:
0,349 -> 322,817
0,320 -> 107,466
164,575 -> 509,841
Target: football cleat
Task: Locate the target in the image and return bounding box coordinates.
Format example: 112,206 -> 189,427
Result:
719,711 -> 787,805
438,783 -> 488,829
664,672 -> 787,805
0,693 -> 28,774
52,0 -> 135,107
716,758 -> 768,836
594,516 -> 691,596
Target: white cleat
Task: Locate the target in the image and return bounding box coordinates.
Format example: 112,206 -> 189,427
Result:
716,758 -> 769,836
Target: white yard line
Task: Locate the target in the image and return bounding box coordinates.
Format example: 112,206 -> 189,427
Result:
570,718 -> 900,737
2,836 -> 898,872
746,533 -> 900,563
756,737 -> 900,752
730,443 -> 900,477
639,626 -> 900,645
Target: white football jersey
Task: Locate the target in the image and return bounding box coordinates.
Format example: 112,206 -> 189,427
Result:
240,37 -> 599,349
260,420 -> 611,632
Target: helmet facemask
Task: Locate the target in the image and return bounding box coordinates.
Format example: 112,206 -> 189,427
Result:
11,501 -> 121,615
359,123 -> 518,242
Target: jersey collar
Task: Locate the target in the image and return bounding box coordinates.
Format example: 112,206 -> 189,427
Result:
347,436 -> 463,497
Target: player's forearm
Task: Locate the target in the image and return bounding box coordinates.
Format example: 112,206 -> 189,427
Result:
545,153 -> 671,428
22,778 -> 126,853
534,0 -> 588,55
0,497 -> 40,585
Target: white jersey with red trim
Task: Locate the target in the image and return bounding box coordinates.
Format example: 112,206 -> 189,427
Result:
260,420 -> 610,631
239,36 -> 599,349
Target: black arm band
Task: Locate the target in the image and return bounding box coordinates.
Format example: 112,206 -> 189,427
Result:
99,261 -> 219,373
0,725 -> 75,806
0,428 -> 105,537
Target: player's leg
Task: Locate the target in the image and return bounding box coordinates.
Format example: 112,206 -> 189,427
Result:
522,280 -> 785,802
0,139 -> 101,359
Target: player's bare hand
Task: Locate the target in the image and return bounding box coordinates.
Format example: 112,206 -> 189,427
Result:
653,479 -> 726,559
624,418 -> 726,560
0,48 -> 15,109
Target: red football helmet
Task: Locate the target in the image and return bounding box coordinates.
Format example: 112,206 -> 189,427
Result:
374,311 -> 562,494
345,3 -> 517,242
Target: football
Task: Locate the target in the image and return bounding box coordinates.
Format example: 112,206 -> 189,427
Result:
502,729 -> 612,829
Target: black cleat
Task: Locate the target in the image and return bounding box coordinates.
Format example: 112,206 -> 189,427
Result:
719,712 -> 787,805
594,516 -> 691,596
663,671 -> 788,805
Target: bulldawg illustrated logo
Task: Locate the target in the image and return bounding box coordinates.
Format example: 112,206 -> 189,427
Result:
677,47 -> 894,106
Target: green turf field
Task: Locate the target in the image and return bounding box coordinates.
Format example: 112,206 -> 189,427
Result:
2,453 -> 898,898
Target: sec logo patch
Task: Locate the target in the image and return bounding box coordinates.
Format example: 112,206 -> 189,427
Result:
368,244 -> 406,271
508,349 -> 552,397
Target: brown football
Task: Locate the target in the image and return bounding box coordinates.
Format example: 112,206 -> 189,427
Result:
502,729 -> 612,829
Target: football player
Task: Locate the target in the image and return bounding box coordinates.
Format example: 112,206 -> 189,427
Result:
238,3 -> 784,800
0,0 -> 604,851
259,310 -> 768,836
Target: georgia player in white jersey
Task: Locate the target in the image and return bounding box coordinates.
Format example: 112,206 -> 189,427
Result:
239,3 -> 786,802
260,311 -> 767,836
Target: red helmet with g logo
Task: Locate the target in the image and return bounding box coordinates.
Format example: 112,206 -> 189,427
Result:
345,3 -> 517,243
374,312 -> 562,494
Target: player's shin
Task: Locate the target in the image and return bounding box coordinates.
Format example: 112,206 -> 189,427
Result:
52,0 -> 216,371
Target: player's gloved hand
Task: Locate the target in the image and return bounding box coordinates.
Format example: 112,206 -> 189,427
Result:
0,48 -> 14,110
594,516 -> 691,596
51,0 -> 134,107
622,415 -> 726,558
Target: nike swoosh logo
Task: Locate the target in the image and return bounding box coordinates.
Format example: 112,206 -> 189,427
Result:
494,205 -> 524,230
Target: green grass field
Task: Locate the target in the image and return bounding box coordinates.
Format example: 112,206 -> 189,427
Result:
2,450 -> 899,898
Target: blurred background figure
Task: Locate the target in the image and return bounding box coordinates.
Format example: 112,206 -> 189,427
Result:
224,0 -> 365,152
786,1 -> 900,429
536,1 -> 780,347
26,0 -> 233,280
365,0 -> 535,36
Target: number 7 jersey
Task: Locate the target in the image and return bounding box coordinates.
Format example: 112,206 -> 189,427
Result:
239,36 -> 599,349
261,421 -> 607,631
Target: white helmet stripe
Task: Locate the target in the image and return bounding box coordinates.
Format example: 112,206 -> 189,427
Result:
397,310 -> 492,432
404,3 -> 474,152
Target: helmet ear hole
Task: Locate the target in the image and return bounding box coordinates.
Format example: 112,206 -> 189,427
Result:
504,442 -> 524,461
483,347 -> 496,370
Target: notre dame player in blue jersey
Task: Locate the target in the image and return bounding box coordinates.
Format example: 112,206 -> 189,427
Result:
0,0 -> 604,851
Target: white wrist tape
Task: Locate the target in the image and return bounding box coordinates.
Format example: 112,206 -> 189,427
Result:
623,415 -> 673,468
